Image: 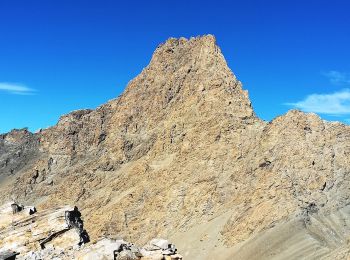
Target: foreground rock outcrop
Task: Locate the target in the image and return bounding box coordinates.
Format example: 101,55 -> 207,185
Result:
0,202 -> 89,259
0,35 -> 350,259
0,203 -> 182,260
77,238 -> 182,260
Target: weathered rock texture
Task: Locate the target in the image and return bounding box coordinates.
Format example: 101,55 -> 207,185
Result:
76,237 -> 182,260
1,35 -> 350,259
0,202 -> 87,258
0,202 -> 183,259
0,202 -> 182,259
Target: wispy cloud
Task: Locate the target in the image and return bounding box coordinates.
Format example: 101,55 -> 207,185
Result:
323,71 -> 350,85
0,82 -> 36,95
286,89 -> 350,115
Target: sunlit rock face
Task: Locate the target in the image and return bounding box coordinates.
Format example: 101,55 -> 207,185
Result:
0,202 -> 88,258
0,202 -> 183,259
1,35 -> 350,259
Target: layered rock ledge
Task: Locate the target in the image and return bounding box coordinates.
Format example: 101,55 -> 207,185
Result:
0,203 -> 182,260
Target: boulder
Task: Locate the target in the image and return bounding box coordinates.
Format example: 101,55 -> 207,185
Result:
0,202 -> 89,258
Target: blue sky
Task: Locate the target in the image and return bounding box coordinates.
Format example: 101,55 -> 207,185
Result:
1,0 -> 350,133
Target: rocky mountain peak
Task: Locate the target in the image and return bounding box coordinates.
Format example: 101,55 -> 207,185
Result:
1,35 -> 350,259
149,34 -> 220,70
1,128 -> 32,144
116,35 -> 255,132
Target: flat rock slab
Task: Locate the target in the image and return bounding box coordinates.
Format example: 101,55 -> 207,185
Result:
0,202 -> 81,257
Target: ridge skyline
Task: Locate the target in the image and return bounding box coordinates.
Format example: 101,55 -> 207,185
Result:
1,34 -> 349,135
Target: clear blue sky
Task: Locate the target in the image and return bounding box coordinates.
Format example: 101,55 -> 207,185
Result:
1,0 -> 350,133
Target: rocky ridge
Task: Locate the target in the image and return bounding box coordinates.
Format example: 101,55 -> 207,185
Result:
0,35 -> 350,259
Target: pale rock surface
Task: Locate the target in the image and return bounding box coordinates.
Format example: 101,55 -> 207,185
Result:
0,202 -> 183,259
76,238 -> 182,260
0,203 -> 88,259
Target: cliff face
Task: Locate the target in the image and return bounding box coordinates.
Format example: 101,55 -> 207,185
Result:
0,129 -> 40,179
1,35 -> 350,259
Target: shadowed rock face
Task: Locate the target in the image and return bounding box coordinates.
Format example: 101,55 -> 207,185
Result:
0,129 -> 40,181
0,35 -> 350,259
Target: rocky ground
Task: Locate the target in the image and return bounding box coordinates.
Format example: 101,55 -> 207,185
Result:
0,202 -> 182,259
0,35 -> 349,259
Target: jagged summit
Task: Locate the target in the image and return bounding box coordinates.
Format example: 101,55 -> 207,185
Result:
117,34 -> 255,132
150,35 -> 220,69
1,36 -> 350,259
